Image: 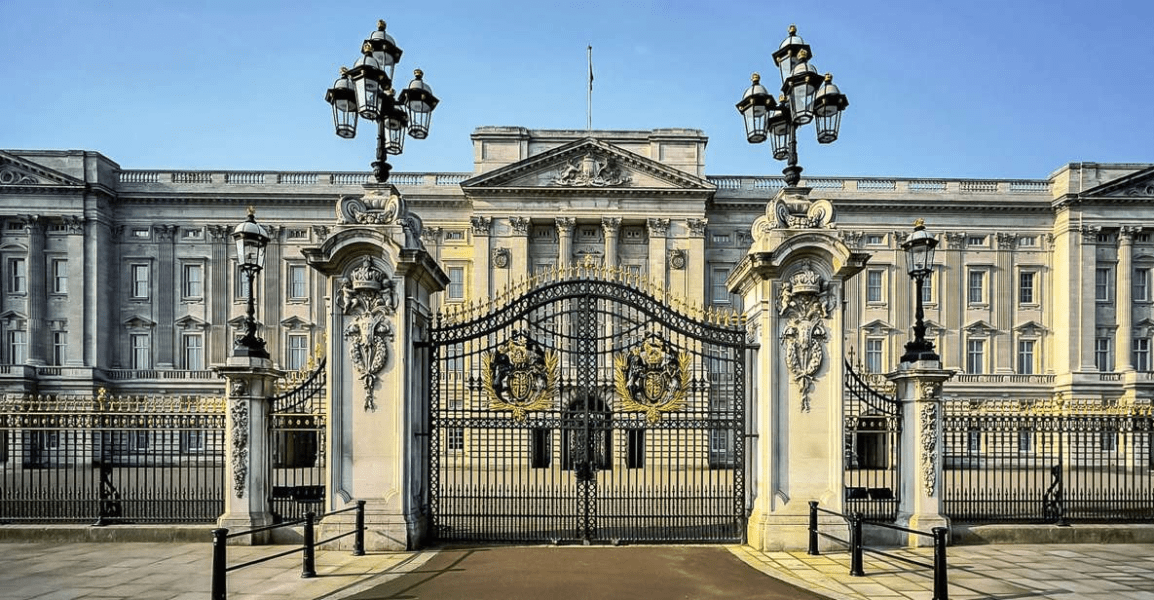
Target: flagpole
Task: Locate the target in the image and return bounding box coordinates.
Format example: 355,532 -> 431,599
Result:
587,45 -> 592,130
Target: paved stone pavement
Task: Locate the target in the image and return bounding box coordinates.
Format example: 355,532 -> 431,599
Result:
3,540 -> 1154,600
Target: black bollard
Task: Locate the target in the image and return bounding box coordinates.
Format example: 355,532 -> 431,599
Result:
849,512 -> 864,577
932,527 -> 949,600
211,528 -> 229,600
354,500 -> 366,556
807,501 -> 819,555
302,512 -> 317,578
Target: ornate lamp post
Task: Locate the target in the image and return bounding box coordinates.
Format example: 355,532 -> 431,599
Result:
325,20 -> 440,183
232,207 -> 270,359
737,25 -> 848,187
900,219 -> 940,363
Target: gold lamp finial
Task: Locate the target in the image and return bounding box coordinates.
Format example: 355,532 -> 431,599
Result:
788,24 -> 797,35
913,218 -> 925,229
751,72 -> 760,84
377,19 -> 386,30
246,205 -> 256,217
413,68 -> 424,79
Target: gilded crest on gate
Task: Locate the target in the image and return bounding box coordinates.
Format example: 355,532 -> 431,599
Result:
615,333 -> 692,423
482,332 -> 558,422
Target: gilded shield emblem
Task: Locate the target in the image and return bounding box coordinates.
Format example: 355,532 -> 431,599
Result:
615,333 -> 691,423
483,332 -> 558,422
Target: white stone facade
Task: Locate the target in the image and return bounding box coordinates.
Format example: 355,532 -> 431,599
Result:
1,128 -> 1152,410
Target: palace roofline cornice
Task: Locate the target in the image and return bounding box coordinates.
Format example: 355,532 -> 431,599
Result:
463,186 -> 712,198
1052,192 -> 1154,209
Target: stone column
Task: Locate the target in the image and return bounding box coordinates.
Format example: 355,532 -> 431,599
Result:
215,356 -> 282,542
1079,227 -> 1101,371
685,218 -> 707,306
509,216 -> 531,279
1118,227 -> 1137,371
208,226 -> 231,367
24,216 -> 46,365
470,217 -> 492,302
154,224 -> 178,369
888,361 -> 954,546
729,187 -> 868,551
556,217 -> 575,267
61,217 -> 87,366
303,183 -> 448,550
263,226 -> 283,365
647,218 -> 669,291
601,217 -> 620,269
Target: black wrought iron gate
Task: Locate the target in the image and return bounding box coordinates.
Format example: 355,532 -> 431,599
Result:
428,269 -> 747,544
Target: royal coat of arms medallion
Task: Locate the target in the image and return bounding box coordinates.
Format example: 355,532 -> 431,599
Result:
482,332 -> 559,422
615,332 -> 692,423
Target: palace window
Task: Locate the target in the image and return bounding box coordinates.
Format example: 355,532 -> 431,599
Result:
287,334 -> 308,371
967,269 -> 986,304
966,338 -> 985,374
866,234 -> 885,246
131,264 -> 150,299
1135,268 -> 1151,302
1134,338 -> 1150,372
1017,340 -> 1035,375
286,229 -> 308,240
287,265 -> 307,300
1100,429 -> 1118,452
51,331 -> 66,366
1095,337 -> 1113,372
182,228 -> 204,240
7,329 -> 27,365
444,230 -> 465,242
1018,271 -> 1036,305
131,334 -> 151,370
711,232 -> 731,245
447,266 -> 465,301
1096,267 -> 1113,301
967,235 -> 987,247
182,334 -> 204,370
234,264 -> 253,300
8,258 -> 26,293
1019,236 -> 1037,247
1018,428 -> 1034,453
182,264 -> 204,299
921,270 -> 934,303
51,259 -> 67,294
865,338 -> 884,374
626,430 -> 645,469
866,269 -> 885,303
710,267 -> 731,304
967,428 -> 981,454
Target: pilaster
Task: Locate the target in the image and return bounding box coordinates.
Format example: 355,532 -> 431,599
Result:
25,216 -> 46,365
1119,227 -> 1137,371
887,361 -> 954,545
154,224 -> 178,369
647,218 -> 669,292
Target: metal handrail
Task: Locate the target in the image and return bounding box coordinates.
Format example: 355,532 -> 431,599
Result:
807,500 -> 948,600
211,500 -> 366,600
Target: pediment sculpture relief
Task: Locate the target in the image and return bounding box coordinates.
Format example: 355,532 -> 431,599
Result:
778,262 -> 837,412
551,153 -> 631,187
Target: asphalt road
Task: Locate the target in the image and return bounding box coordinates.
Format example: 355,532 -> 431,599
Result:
344,545 -> 829,600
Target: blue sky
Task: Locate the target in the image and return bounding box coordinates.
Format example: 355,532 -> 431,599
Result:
2,0 -> 1151,179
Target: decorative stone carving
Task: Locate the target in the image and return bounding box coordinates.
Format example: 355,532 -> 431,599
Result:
944,232 -> 966,249
687,218 -> 708,238
229,397 -> 248,498
470,216 -> 492,236
735,230 -> 753,246
551,153 -> 631,187
555,217 -> 576,234
920,401 -> 938,497
646,218 -> 670,237
997,232 -> 1017,249
207,225 -> 230,241
839,230 -> 865,249
492,247 -> 510,269
338,187 -> 403,224
668,249 -> 686,270
767,195 -> 835,230
60,216 -> 84,234
338,257 -> 398,411
420,226 -> 442,247
0,167 -> 39,185
311,225 -> 330,241
777,262 -> 836,412
893,230 -> 910,244
509,216 -> 531,236
1081,225 -> 1102,242
601,217 -> 621,234
153,224 -> 179,241
1121,225 -> 1143,240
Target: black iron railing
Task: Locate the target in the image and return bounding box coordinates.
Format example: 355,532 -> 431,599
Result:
808,501 -> 948,600
942,401 -> 1154,523
1,392 -> 224,523
211,500 -> 365,600
843,360 -> 901,521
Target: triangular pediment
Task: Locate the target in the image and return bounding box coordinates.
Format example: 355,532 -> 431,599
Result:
963,320 -> 997,335
280,316 -> 314,330
123,315 -> 156,329
1134,318 -> 1154,337
1081,166 -> 1154,199
0,151 -> 85,188
174,315 -> 209,331
1013,320 -> 1047,336
461,138 -> 713,194
860,319 -> 895,335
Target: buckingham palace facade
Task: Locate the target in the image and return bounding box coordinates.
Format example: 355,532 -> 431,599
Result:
1,126 -> 1153,405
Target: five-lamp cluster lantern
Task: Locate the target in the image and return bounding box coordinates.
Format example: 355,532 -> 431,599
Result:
326,20 -> 440,183
737,25 -> 848,187
232,207 -> 271,359
900,219 -> 940,364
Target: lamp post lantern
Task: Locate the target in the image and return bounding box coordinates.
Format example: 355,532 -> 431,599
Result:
900,219 -> 940,363
737,25 -> 848,187
232,207 -> 270,359
326,20 -> 440,183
